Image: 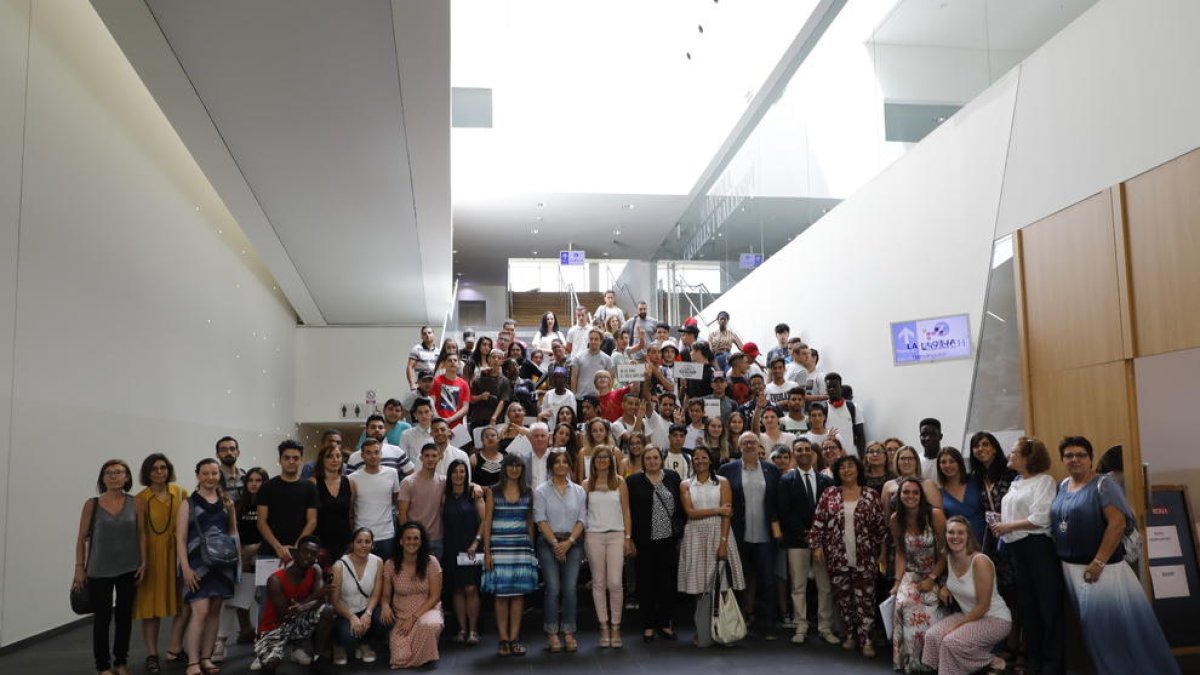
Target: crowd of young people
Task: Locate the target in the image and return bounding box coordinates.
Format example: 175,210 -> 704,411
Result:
74,299 -> 1178,675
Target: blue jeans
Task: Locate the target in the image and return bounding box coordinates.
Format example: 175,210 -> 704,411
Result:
333,606 -> 385,652
536,537 -> 583,634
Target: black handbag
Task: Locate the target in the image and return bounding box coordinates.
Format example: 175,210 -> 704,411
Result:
189,498 -> 239,567
69,498 -> 99,615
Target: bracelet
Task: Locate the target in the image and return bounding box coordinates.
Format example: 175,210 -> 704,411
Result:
720,537 -> 728,542
1091,559 -> 1106,568
567,536 -> 576,545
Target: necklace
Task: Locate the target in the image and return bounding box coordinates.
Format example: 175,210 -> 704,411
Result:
148,488 -> 175,535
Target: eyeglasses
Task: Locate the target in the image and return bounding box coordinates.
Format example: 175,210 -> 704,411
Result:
1062,452 -> 1090,460
104,469 -> 127,477
866,449 -> 883,455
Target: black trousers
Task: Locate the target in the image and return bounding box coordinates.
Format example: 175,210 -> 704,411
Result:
1008,535 -> 1066,675
88,571 -> 137,671
634,538 -> 678,631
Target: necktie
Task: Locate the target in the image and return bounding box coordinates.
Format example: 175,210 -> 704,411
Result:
805,472 -> 815,506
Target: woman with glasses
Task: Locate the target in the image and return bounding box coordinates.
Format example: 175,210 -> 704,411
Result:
75,460 -> 147,675
1050,436 -> 1178,675
881,446 -> 943,518
862,441 -> 895,495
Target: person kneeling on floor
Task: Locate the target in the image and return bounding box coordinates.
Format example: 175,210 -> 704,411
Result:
253,536 -> 334,674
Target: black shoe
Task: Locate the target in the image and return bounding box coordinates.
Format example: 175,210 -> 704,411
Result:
643,632 -> 656,643
658,629 -> 678,641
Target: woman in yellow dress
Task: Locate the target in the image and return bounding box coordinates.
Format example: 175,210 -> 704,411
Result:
134,453 -> 189,674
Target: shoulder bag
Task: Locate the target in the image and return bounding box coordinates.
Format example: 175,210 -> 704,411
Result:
710,560 -> 746,645
69,498 -> 99,615
189,497 -> 240,567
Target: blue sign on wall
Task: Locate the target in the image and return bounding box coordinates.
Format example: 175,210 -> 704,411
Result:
739,253 -> 763,270
559,250 -> 586,266
891,314 -> 972,365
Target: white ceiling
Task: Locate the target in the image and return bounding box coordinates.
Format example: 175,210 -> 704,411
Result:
873,0 -> 1098,52
451,0 -> 825,286
91,0 -> 452,326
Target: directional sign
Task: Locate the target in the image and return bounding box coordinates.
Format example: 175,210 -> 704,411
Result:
739,253 -> 764,270
891,314 -> 972,365
559,250 -> 586,266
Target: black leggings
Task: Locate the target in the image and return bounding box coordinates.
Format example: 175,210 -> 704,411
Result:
88,571 -> 137,671
1008,535 -> 1066,675
635,538 -> 678,631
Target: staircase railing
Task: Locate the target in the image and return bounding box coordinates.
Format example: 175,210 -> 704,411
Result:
604,266 -> 639,313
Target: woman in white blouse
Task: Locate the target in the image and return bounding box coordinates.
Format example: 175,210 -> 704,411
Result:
989,437 -> 1064,675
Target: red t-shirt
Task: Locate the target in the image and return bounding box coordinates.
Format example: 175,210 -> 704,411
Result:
597,386 -> 632,422
431,375 -> 470,427
259,566 -> 317,633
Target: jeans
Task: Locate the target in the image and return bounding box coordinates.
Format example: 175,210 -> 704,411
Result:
371,538 -> 395,560
537,538 -> 583,634
333,607 -> 384,652
737,540 -> 777,626
88,571 -> 136,671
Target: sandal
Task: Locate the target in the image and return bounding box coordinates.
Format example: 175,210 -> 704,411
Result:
563,634 -> 578,653
200,658 -> 221,675
987,657 -> 1008,674
547,633 -> 562,653
145,655 -> 162,675
497,640 -> 511,657
466,631 -> 480,646
510,640 -> 527,656
185,663 -> 202,675
165,651 -> 187,664
452,630 -> 466,644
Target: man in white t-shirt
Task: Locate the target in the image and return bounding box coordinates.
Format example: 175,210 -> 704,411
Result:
823,373 -> 864,457
764,356 -> 794,409
564,305 -> 592,355
349,438 -> 402,559
779,388 -> 809,434
786,343 -> 827,401
400,399 -> 436,467
918,417 -> 944,481
609,391 -> 647,444
429,418 -> 471,480
645,392 -> 679,450
664,424 -> 694,479
539,367 -> 577,421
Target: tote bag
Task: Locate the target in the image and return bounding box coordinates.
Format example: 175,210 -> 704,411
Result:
710,561 -> 746,645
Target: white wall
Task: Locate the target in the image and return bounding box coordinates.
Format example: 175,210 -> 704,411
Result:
614,260 -> 655,311
456,283 -> 507,329
1135,348 -> 1200,532
702,0 -> 1200,448
294,327 -> 423,424
0,1 -> 297,646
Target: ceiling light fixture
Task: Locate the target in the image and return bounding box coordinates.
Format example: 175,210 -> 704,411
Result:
531,250 -> 539,255
613,229 -> 622,236
530,228 -> 540,235
623,203 -> 635,210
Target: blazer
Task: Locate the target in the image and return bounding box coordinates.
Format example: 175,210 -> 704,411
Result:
777,468 -> 834,548
625,470 -> 685,548
717,459 -> 781,543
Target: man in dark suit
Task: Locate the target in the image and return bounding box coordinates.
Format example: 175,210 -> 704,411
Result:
719,431 -> 782,639
774,438 -> 838,645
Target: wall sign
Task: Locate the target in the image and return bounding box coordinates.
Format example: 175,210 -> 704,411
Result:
560,250 -> 586,266
739,253 -> 763,270
891,313 -> 972,365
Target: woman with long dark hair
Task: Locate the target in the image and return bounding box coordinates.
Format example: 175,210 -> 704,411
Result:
230,467 -> 269,644
74,460 -> 147,675
889,478 -> 948,672
310,443 -> 353,563
938,448 -> 986,544
443,460 -> 485,645
481,454 -> 539,656
382,522 -> 444,668
472,427 -> 505,488
532,311 -> 566,352
464,335 -> 494,382
134,453 -> 188,673
176,458 -> 238,675
968,431 -> 1018,657
331,527 -> 384,666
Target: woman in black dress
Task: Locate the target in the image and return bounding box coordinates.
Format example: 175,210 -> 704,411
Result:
310,443 -> 353,563
472,426 -> 506,488
442,460 -> 486,645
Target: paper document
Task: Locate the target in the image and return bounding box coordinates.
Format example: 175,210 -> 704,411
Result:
457,552 -> 483,566
1150,564 -> 1190,599
673,362 -> 702,379
1147,525 -> 1184,559
617,364 -> 644,383
878,595 -> 896,640
254,557 -> 282,585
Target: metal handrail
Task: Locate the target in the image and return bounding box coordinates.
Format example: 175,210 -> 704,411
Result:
604,266 -> 639,311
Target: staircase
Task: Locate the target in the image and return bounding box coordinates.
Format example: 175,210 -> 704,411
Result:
508,291 -> 620,330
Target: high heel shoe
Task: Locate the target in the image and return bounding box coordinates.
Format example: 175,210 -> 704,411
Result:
643,630 -> 656,643
598,624 -> 611,648
610,624 -> 623,648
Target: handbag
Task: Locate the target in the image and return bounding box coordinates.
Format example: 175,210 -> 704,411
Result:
69,498 -> 99,615
653,483 -> 684,539
710,560 -> 746,645
188,498 -> 239,567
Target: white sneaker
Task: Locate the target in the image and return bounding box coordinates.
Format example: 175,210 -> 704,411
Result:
212,637 -> 227,663
249,657 -> 262,671
290,648 -> 312,665
333,646 -> 347,666
360,645 -> 377,664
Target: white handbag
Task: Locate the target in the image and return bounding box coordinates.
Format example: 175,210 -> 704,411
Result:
710,561 -> 746,645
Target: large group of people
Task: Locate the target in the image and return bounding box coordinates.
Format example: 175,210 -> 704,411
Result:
74,302 -> 1179,675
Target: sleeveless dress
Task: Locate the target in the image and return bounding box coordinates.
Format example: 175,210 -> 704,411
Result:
893,526 -> 946,672
315,475 -> 352,557
942,482 -> 987,544
480,487 -> 538,596
184,492 -> 237,602
134,484 -> 188,619
677,479 -> 744,593
442,489 -> 482,590
386,557 -> 444,668
473,452 -> 504,488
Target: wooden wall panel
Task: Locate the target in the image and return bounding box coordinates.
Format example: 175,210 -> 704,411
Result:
1020,190 -> 1126,374
1029,361 -> 1135,478
1124,146 -> 1200,357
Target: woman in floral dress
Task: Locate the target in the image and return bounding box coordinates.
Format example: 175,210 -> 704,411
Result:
890,478 -> 947,671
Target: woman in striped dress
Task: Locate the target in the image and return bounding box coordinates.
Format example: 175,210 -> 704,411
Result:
678,446 -> 745,595
481,454 -> 539,657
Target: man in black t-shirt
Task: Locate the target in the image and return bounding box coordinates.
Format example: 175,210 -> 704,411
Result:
256,439 -> 319,565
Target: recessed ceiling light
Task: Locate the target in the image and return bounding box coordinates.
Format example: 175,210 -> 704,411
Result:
532,250 -> 539,255
531,228 -> 540,235
536,216 -> 544,221
717,232 -> 723,237
452,249 -> 458,254
603,251 -> 610,256
613,229 -> 622,236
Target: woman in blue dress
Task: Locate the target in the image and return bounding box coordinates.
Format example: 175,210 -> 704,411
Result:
481,454 -> 539,657
937,448 -> 986,543
176,458 -> 238,675
1051,436 -> 1178,675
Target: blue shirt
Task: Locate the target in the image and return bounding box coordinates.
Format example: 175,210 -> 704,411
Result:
533,480 -> 587,535
1050,474 -> 1132,564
